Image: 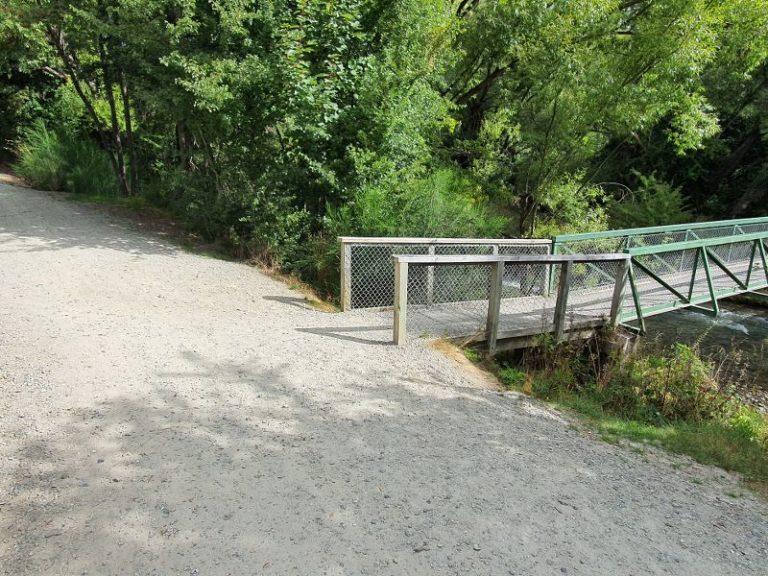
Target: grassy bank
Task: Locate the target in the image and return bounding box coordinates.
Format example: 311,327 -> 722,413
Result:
467,334 -> 768,492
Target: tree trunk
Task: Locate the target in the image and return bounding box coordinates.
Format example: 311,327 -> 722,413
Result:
45,26 -> 120,180
99,39 -> 130,196
711,128 -> 760,195
176,122 -> 192,170
119,71 -> 139,194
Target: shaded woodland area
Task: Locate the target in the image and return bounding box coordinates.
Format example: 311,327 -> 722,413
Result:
1,0 -> 767,295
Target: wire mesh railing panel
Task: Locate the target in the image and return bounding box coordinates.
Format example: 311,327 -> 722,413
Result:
555,219 -> 768,258
406,263 -> 493,339
630,249 -> 702,311
564,260 -> 624,319
708,241 -> 755,293
403,259 -> 625,342
343,239 -> 552,310
556,237 -> 626,255
739,222 -> 768,235
708,240 -> 754,267
626,241 -> 763,322
349,243 -> 429,309
557,221 -> 768,324
498,243 -> 551,256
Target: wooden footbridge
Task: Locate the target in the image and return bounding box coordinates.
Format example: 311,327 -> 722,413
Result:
339,217 -> 768,351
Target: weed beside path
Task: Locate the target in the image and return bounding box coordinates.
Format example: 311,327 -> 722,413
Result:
471,335 -> 768,494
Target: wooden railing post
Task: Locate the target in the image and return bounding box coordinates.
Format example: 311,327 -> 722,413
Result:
553,261 -> 573,342
393,257 -> 409,345
609,257 -> 630,326
546,239 -> 557,296
486,259 -> 505,354
340,240 -> 352,311
426,245 -> 435,307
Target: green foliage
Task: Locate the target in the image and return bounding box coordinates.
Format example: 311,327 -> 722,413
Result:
596,417 -> 768,482
14,121 -> 65,190
497,366 -> 526,391
728,406 -> 768,447
331,165 -> 506,238
519,338 -> 740,425
494,335 -> 768,483
463,348 -> 482,363
532,176 -> 609,237
601,344 -> 733,423
609,172 -> 693,229
15,121 -> 118,195
4,0 -> 768,287
63,138 -> 119,196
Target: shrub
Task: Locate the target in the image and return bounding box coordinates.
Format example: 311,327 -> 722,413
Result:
531,367 -> 574,400
510,336 -> 746,427
609,171 -> 692,229
463,349 -> 482,363
328,165 -> 507,238
728,406 -> 768,447
497,366 -> 527,390
14,121 -> 117,195
14,120 -> 65,190
61,137 -> 118,196
605,344 -> 734,423
533,176 -> 609,237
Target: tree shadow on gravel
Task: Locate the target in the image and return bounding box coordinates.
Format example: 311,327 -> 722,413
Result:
3,351 -> 768,576
0,187 -> 178,257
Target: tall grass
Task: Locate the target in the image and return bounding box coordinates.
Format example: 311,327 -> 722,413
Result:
62,138 -> 118,196
14,121 -> 118,196
14,121 -> 65,191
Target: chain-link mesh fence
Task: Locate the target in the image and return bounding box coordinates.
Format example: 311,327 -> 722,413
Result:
339,238 -> 551,310
398,257 -> 626,344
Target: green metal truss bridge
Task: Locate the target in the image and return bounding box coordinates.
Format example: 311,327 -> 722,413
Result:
341,217 -> 768,349
553,216 -> 768,334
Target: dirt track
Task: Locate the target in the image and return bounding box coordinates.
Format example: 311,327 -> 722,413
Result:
1,182 -> 766,575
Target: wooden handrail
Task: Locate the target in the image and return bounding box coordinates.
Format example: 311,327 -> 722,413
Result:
338,236 -> 552,245
392,253 -> 630,349
392,253 -> 629,266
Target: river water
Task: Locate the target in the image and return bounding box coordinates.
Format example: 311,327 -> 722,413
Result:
638,301 -> 768,394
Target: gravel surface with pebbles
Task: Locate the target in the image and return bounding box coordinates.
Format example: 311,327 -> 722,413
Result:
1,182 -> 767,576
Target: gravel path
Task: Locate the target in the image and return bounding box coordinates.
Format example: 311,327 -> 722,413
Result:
1,183 -> 766,576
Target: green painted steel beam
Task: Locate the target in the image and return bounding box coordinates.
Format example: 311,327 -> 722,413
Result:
704,247 -> 748,290
626,262 -> 646,333
699,247 -> 720,316
620,278 -> 768,321
632,259 -> 691,303
687,248 -> 700,302
745,241 -> 758,287
627,232 -> 767,256
553,216 -> 768,243
759,240 -> 768,284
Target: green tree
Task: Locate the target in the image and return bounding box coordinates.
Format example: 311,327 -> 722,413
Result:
447,0 -> 768,234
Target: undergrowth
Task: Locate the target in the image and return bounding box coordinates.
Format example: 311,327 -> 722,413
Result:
482,334 -> 768,488
14,121 -> 118,196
